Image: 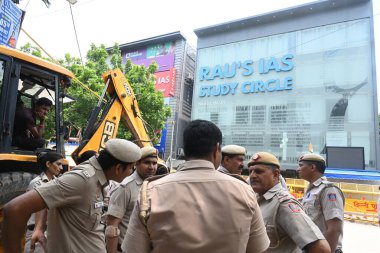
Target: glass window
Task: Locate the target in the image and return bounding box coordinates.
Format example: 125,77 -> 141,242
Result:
193,18 -> 375,168
0,60 -> 4,98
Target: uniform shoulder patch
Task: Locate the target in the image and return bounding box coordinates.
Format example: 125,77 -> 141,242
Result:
327,193 -> 337,201
288,202 -> 301,213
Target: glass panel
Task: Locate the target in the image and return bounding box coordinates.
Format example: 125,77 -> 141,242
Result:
0,60 -> 4,98
193,18 -> 375,168
13,66 -> 57,150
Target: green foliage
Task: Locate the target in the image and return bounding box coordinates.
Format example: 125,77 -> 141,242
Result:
124,60 -> 171,143
19,43 -> 43,58
110,43 -> 123,73
19,42 -> 171,145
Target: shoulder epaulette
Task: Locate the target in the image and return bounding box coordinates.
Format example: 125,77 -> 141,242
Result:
121,175 -> 136,187
275,190 -> 294,203
70,166 -> 96,179
321,180 -> 334,187
146,174 -> 168,182
227,174 -> 249,184
138,174 -> 168,226
319,181 -> 345,204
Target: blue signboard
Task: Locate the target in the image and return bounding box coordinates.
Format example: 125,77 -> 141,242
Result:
0,0 -> 24,48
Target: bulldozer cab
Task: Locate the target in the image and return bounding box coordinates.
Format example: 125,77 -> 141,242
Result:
0,45 -> 73,205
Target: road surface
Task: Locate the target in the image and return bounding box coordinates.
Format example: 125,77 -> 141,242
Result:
343,221 -> 379,253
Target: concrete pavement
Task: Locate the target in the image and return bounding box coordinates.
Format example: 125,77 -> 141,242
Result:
343,221 -> 379,253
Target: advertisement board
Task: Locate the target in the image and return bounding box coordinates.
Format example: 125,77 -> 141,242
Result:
154,68 -> 176,97
123,41 -> 175,72
0,0 -> 24,48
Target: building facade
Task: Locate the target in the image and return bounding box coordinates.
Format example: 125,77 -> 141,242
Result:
193,0 -> 379,169
116,32 -> 196,160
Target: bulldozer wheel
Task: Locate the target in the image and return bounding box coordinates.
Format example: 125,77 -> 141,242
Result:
0,172 -> 36,241
0,172 -> 36,206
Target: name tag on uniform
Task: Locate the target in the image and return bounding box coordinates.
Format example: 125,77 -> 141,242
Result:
94,201 -> 104,209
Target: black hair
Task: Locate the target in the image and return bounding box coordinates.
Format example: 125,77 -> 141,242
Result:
221,153 -> 240,162
77,150 -> 97,164
97,149 -> 132,171
35,97 -> 53,107
155,165 -> 169,176
304,160 -> 326,174
37,151 -> 63,173
183,120 -> 222,159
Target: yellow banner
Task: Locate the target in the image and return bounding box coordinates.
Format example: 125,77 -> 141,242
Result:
345,199 -> 378,214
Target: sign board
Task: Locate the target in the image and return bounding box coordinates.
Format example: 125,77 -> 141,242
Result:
155,68 -> 176,97
326,146 -> 365,170
123,41 -> 175,72
0,0 -> 24,48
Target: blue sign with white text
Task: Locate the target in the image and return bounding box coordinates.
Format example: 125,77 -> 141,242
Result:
198,54 -> 295,97
0,0 -> 23,48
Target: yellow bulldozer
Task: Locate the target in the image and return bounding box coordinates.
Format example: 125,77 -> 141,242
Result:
0,46 -> 166,250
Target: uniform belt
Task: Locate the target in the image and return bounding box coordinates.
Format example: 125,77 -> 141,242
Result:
27,224 -> 35,231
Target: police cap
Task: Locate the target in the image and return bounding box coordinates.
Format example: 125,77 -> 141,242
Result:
298,154 -> 326,165
222,145 -> 246,156
105,139 -> 142,163
248,152 -> 280,168
140,146 -> 158,160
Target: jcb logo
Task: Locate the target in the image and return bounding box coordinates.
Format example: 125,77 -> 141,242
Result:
99,121 -> 116,151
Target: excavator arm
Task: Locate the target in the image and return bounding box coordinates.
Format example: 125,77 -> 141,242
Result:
71,69 -> 156,163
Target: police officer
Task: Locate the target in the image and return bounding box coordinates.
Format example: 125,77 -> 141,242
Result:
24,151 -> 64,253
122,120 -> 270,253
106,146 -> 158,253
248,152 -> 330,253
217,144 -> 246,175
2,139 -> 142,253
297,154 -> 345,253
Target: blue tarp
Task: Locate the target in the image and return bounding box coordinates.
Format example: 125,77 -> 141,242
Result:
325,168 -> 380,181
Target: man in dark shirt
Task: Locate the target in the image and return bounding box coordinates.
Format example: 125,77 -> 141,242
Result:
13,97 -> 53,150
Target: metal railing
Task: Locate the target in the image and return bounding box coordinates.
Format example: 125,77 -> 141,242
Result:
286,178 -> 380,225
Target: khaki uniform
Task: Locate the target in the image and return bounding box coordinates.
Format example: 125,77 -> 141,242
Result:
258,183 -> 324,253
301,176 -> 344,251
35,157 -> 108,253
122,160 -> 269,253
217,165 -> 230,174
107,170 -> 143,248
24,172 -> 49,253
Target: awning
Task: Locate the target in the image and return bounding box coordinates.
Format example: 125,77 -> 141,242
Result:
325,168 -> 380,182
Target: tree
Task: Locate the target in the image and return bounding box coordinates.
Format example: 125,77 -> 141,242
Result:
20,43 -> 171,144
123,59 -> 171,143
19,43 -> 44,58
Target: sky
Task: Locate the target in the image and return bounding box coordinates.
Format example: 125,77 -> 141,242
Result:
15,0 -> 380,98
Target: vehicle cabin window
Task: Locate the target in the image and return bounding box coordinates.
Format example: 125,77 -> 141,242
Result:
0,60 -> 4,98
12,66 -> 57,151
